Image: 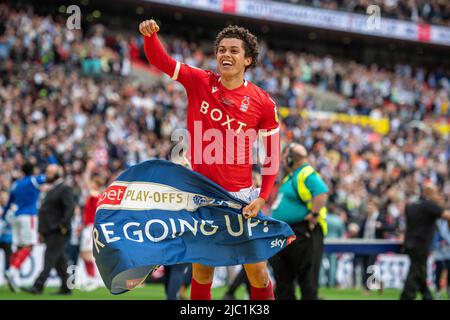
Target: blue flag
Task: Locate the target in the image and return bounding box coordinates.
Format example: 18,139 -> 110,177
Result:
93,160 -> 295,294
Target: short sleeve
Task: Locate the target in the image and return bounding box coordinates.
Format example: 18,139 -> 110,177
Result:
258,95 -> 280,135
305,174 -> 329,197
31,174 -> 46,189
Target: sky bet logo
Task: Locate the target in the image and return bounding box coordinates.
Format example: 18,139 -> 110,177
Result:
270,238 -> 285,248
96,182 -> 239,213
97,182 -> 186,210
98,185 -> 127,206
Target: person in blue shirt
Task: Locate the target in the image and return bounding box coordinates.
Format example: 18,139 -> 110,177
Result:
432,219 -> 450,299
0,191 -> 13,278
2,162 -> 47,292
269,143 -> 329,300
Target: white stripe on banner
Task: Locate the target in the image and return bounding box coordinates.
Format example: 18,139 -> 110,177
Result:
97,181 -> 242,212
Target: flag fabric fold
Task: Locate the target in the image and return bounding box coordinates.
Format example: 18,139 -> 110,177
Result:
93,160 -> 295,294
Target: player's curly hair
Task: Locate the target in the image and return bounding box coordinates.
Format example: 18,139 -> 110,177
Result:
214,25 -> 259,71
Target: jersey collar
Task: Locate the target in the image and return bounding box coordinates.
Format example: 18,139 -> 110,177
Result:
218,77 -> 248,92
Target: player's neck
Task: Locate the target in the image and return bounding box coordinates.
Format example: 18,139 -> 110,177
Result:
220,74 -> 245,90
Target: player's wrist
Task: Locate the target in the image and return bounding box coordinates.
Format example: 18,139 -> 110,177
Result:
257,197 -> 266,204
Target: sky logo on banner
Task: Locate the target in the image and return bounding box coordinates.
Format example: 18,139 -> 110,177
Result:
93,160 -> 294,294
270,238 -> 285,248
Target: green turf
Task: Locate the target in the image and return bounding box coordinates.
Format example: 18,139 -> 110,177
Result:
0,284 -> 409,300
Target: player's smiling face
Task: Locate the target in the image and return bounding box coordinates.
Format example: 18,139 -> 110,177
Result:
217,38 -> 252,78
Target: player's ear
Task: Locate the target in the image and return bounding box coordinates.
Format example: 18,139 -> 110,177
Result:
244,56 -> 252,68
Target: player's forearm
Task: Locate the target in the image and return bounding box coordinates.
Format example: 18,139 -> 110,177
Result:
259,173 -> 277,202
259,133 -> 280,201
143,33 -> 177,78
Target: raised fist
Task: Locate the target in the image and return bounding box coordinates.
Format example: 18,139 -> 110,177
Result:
139,19 -> 160,37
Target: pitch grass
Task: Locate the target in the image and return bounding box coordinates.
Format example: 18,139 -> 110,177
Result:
0,284 -> 406,300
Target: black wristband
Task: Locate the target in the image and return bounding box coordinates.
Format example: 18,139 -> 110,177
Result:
311,212 -> 319,218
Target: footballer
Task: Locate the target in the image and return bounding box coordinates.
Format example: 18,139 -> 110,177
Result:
139,19 -> 280,300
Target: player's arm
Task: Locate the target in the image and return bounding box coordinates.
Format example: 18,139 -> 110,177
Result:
139,19 -> 199,88
258,131 -> 280,202
31,174 -> 47,190
258,96 -> 280,203
140,20 -> 177,77
243,97 -> 280,219
242,133 -> 279,219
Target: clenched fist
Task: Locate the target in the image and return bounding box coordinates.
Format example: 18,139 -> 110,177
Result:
139,19 -> 160,37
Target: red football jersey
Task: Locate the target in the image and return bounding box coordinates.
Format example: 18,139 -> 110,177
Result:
144,34 -> 280,201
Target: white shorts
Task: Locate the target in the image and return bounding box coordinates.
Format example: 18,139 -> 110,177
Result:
80,224 -> 94,252
12,215 -> 38,247
229,186 -> 260,203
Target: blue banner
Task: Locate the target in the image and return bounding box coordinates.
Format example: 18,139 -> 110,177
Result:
93,160 -> 295,294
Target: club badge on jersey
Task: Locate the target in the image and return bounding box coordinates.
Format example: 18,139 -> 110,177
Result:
240,96 -> 250,112
92,160 -> 295,294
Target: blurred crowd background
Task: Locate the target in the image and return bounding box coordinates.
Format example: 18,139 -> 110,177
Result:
278,0 -> 450,26
0,0 -> 448,292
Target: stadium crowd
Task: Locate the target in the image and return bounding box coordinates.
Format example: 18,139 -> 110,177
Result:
277,0 -> 450,26
0,3 -> 449,292
1,3 -> 449,234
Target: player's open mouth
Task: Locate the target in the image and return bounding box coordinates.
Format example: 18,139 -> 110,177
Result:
222,60 -> 233,67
